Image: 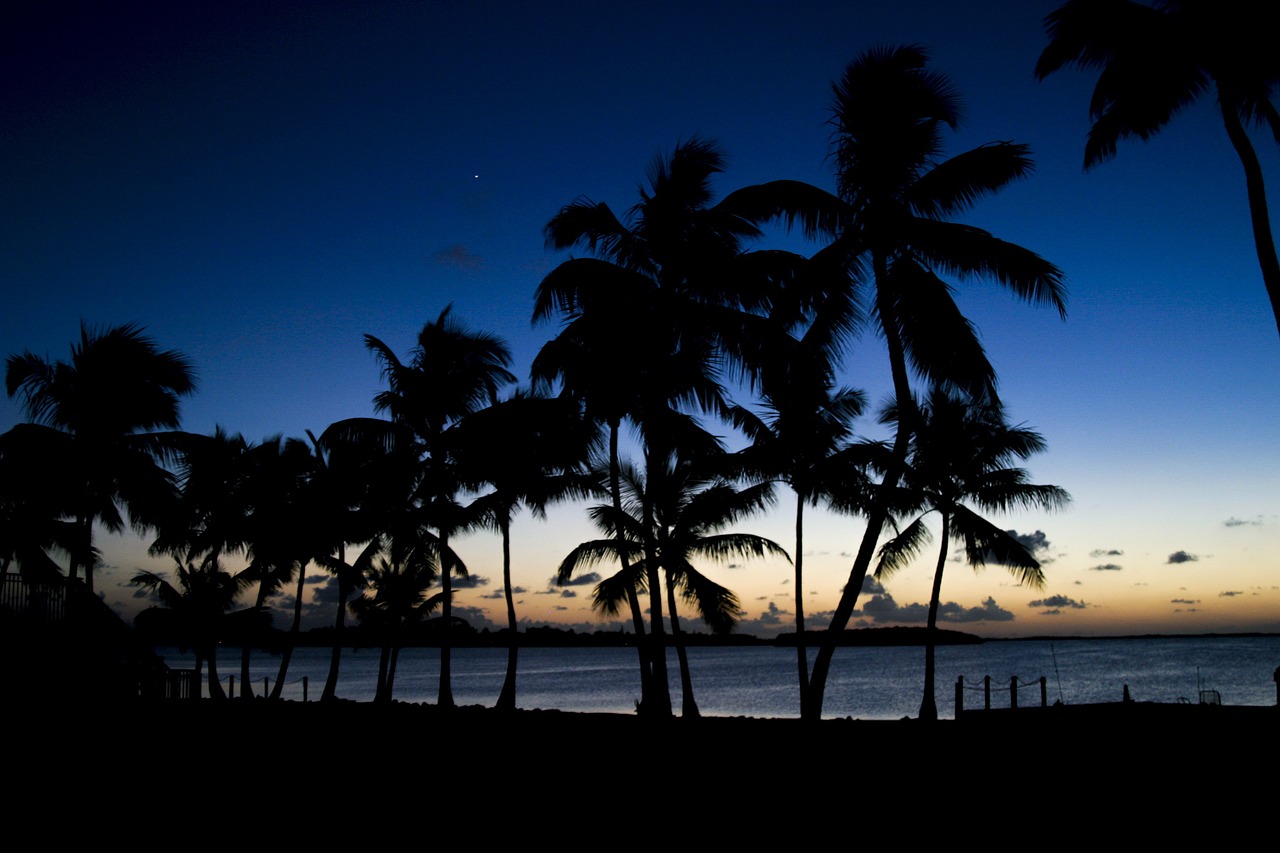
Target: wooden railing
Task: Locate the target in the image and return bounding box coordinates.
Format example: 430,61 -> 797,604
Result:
955,674 -> 1048,716
0,573 -> 66,622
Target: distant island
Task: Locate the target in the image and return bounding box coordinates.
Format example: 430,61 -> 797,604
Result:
146,622 -> 986,651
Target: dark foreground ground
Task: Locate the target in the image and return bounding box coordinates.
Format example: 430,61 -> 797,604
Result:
10,698 -> 1276,836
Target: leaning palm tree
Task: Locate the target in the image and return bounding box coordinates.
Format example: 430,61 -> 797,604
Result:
5,322 -> 196,594
732,45 -> 1067,719
874,388 -> 1070,720
363,306 -> 515,708
1036,0 -> 1280,338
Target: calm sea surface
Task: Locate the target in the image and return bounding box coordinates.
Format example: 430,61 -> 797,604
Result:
159,635 -> 1280,720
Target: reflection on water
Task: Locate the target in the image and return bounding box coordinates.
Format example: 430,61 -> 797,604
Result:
160,636 -> 1280,720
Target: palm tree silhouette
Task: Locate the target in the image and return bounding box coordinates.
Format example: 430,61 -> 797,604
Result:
363,305 -> 515,708
132,556 -> 257,700
737,45 -> 1067,719
349,544 -> 445,703
534,137 -> 790,716
1036,0 -> 1280,338
874,387 -> 1070,720
0,425 -> 81,582
559,413 -> 787,717
5,322 -> 195,594
724,328 -> 875,719
450,390 -> 600,711
237,434 -> 317,700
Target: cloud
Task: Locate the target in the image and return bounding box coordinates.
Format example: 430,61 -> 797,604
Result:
1219,590 -> 1243,597
1223,516 -> 1261,527
559,589 -> 578,598
450,574 -> 489,590
1167,551 -> 1199,564
450,604 -> 497,632
1011,530 -> 1053,559
1028,595 -> 1086,610
553,572 -> 601,588
432,243 -> 485,272
860,576 -> 885,595
1090,548 -> 1124,557
1089,563 -> 1123,572
480,586 -> 524,599
1170,598 -> 1199,605
857,593 -> 1013,623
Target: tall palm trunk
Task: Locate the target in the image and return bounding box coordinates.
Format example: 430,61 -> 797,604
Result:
610,422 -> 652,712
495,517 -> 519,711
807,259 -> 915,720
321,545 -> 349,702
240,579 -> 271,699
270,560 -> 308,700
437,531 -> 455,709
1217,87 -> 1280,339
665,569 -> 699,718
641,456 -> 672,718
919,512 -> 950,722
793,495 -> 810,718
204,644 -> 226,700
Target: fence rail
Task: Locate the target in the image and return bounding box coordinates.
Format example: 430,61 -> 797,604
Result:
955,674 -> 1048,716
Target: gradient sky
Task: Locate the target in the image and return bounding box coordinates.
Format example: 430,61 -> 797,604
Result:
4,0 -> 1277,639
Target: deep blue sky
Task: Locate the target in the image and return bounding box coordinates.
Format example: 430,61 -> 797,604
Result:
4,0 -> 1277,637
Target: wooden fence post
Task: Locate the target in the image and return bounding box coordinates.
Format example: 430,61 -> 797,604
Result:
1040,676 -> 1047,707
984,675 -> 991,710
1010,676 -> 1018,710
955,676 -> 964,718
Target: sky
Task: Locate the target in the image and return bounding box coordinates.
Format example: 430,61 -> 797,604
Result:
3,0 -> 1277,640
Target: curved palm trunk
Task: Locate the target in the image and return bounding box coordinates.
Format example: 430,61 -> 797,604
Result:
807,260 -> 915,720
270,560 -> 308,700
610,422 -> 652,712
1218,89 -> 1280,340
919,513 -> 949,722
72,512 -> 92,590
793,494 -> 810,718
204,644 -> 226,700
387,642 -> 403,700
321,546 -> 350,702
665,568 -> 699,718
240,579 -> 271,699
438,532 -> 455,709
495,517 -> 519,711
374,640 -> 392,703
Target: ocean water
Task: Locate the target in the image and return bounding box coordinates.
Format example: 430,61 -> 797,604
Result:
158,635 -> 1280,720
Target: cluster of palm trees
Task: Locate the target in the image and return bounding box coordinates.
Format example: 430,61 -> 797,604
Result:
10,6 -> 1271,718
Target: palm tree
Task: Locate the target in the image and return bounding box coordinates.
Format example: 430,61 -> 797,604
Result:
533,137 -> 798,716
349,545 -> 444,703
0,425 -> 80,582
237,434 -> 317,700
723,328 -> 874,718
450,390 -> 600,711
874,387 -> 1070,720
735,45 -> 1067,719
131,556 -> 258,699
308,422 -> 413,701
5,322 -> 196,594
559,415 -> 788,717
363,305 -> 515,708
1036,0 -> 1280,339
